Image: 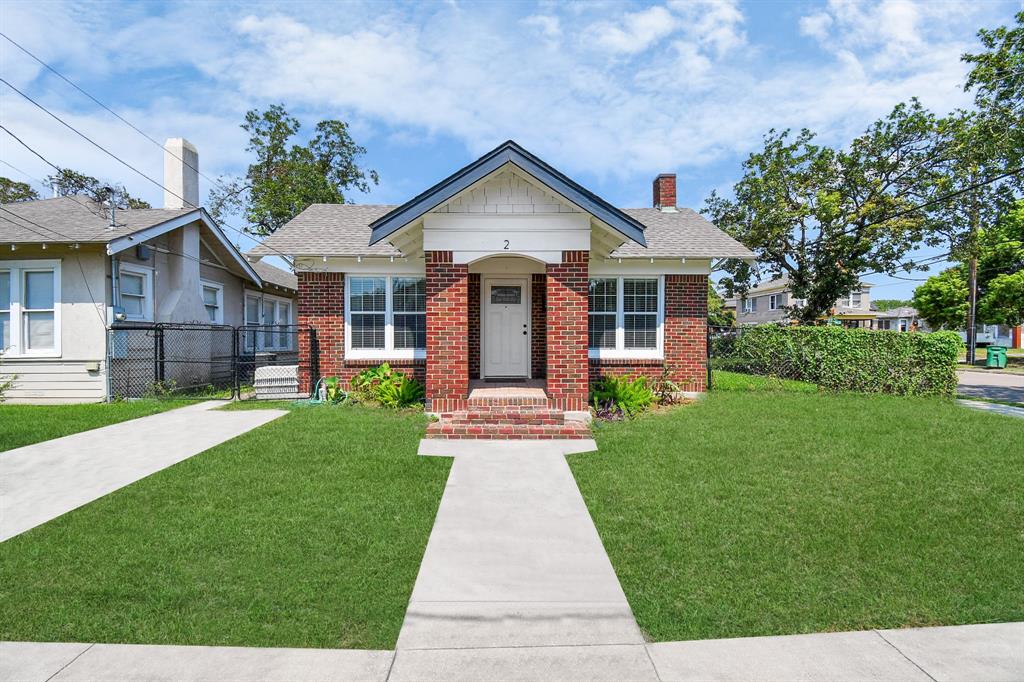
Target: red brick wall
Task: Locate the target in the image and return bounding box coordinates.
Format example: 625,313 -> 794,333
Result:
531,274 -> 546,379
589,274 -> 707,393
468,273 -> 480,380
546,251 -> 589,411
296,271 -> 425,393
426,251 -> 469,412
653,174 -> 676,208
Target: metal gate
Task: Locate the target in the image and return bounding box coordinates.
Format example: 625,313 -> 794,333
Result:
107,323 -> 315,400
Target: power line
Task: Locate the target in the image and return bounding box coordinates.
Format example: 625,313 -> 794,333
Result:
0,91 -> 299,266
0,32 -> 219,188
0,123 -> 61,172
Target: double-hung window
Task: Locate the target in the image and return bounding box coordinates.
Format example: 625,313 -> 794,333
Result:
119,264 -> 153,321
244,293 -> 293,351
848,289 -> 863,307
587,276 -> 663,359
0,260 -> 61,357
768,294 -> 779,311
346,275 -> 426,358
201,281 -> 224,324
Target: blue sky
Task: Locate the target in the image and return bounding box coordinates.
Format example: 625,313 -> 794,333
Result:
2,0 -> 1020,298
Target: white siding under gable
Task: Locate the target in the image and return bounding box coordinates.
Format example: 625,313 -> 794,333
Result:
432,169 -> 580,215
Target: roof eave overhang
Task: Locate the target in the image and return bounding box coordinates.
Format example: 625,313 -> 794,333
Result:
106,209 -> 263,287
368,141 -> 647,247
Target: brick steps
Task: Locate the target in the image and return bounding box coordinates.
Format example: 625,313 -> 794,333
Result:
428,402 -> 592,440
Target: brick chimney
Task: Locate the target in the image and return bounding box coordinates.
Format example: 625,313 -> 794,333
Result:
653,173 -> 676,210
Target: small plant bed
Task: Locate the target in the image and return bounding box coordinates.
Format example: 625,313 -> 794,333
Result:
0,401 -> 181,453
0,405 -> 451,650
569,376 -> 1024,642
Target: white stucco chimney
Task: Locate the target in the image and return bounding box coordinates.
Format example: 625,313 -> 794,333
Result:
163,138 -> 199,209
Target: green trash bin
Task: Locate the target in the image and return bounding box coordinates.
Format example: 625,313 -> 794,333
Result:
986,346 -> 1008,369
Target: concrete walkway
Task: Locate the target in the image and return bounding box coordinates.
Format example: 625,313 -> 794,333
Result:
3,622 -> 1020,681
957,370 -> 1024,404
0,401 -> 286,541
957,398 -> 1024,419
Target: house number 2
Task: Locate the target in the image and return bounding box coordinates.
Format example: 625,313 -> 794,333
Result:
503,239 -> 510,250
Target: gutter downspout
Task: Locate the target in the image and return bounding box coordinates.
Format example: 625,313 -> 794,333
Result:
106,255 -> 120,402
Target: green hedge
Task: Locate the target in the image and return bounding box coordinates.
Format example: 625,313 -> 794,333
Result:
725,326 -> 962,397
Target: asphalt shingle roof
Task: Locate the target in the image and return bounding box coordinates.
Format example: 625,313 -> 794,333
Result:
250,203 -> 753,260
0,196 -> 194,243
248,259 -> 298,292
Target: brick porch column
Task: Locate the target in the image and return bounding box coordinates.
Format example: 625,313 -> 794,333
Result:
297,271 -> 344,394
546,250 -> 589,411
426,251 -> 469,412
665,274 -> 709,392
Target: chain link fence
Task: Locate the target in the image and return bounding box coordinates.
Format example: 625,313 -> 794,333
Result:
107,323 -> 315,401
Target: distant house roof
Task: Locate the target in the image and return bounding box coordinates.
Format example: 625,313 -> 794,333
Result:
744,276 -> 876,295
0,196 -> 262,286
248,258 -> 297,293
251,203 -> 753,260
875,306 -> 919,318
368,140 -> 648,247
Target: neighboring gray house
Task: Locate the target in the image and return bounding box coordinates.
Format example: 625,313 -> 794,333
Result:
874,306 -> 929,333
0,139 -> 296,403
735,276 -> 876,327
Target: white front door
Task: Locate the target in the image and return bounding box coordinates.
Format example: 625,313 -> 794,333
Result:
483,277 -> 530,377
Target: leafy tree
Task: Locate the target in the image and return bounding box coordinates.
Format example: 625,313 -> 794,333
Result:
962,11 -> 1024,173
209,105 -> 378,235
708,283 -> 734,327
45,169 -> 151,208
705,100 -> 945,324
0,177 -> 40,203
872,299 -> 912,312
914,202 -> 1024,328
913,268 -> 969,330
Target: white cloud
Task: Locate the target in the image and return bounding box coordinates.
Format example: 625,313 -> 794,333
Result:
522,14 -> 561,40
591,6 -> 679,55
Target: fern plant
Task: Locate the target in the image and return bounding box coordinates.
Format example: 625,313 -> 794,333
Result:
376,373 -> 426,408
591,375 -> 654,419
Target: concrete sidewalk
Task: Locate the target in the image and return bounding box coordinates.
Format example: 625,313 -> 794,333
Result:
957,370 -> 1024,404
3,622 -> 1020,681
0,401 -> 286,541
957,398 -> 1024,419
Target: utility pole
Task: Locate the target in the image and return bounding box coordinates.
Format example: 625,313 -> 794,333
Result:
966,189 -> 980,366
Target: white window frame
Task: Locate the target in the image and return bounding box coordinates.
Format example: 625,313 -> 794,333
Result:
344,274 -> 426,360
244,291 -> 293,351
0,259 -> 62,358
742,297 -> 752,314
587,275 -> 664,360
847,289 -> 863,308
118,262 -> 154,322
200,279 -> 224,325
768,294 -> 779,311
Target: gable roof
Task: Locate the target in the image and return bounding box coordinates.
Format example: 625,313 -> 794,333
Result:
250,202 -> 753,260
367,140 -> 647,247
0,196 -> 262,286
248,258 -> 298,293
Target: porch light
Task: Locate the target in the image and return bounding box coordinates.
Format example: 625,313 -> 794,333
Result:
357,256 -> 362,263
323,256 -> 327,262
10,244 -> 15,251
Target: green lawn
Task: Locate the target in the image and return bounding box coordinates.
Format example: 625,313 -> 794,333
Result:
0,401 -> 182,452
0,404 -> 450,650
569,371 -> 1024,642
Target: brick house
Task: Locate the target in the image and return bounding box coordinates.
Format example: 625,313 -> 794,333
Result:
250,141 -> 752,434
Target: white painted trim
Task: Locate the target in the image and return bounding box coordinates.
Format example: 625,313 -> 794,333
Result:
480,275 -> 531,379
295,257 -> 424,275
0,259 -> 62,358
343,274 -> 427,361
586,274 -> 664,361
118,262 -> 154,322
199,279 -> 224,325
589,258 -> 711,275
106,209 -> 263,287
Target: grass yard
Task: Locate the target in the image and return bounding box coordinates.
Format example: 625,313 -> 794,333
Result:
0,404 -> 450,650
0,400 -> 181,452
569,371 -> 1024,643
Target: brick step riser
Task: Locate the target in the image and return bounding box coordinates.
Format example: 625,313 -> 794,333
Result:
425,424 -> 592,440
466,399 -> 552,408
455,412 -> 566,425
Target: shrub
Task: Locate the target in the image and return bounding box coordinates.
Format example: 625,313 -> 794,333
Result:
0,350 -> 14,402
591,375 -> 654,419
349,364 -> 425,408
726,325 -> 962,397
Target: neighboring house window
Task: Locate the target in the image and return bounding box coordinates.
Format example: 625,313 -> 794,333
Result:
244,293 -> 293,351
742,297 -> 752,314
201,281 -> 224,324
878,319 -> 892,331
587,276 -> 663,358
345,275 -> 427,358
768,294 -> 778,310
119,264 -> 153,321
899,319 -> 908,332
847,289 -> 863,307
0,260 -> 61,356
